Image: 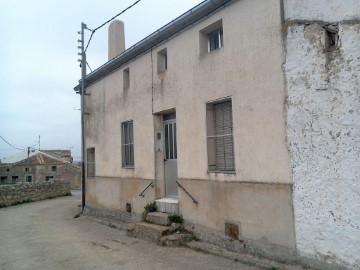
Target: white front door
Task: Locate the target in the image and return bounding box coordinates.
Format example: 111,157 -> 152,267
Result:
164,119 -> 178,197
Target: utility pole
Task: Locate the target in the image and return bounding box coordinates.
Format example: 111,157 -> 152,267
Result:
78,22 -> 88,213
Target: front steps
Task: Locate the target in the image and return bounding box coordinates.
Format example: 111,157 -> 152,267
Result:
155,197 -> 179,213
146,211 -> 171,226
127,202 -> 194,246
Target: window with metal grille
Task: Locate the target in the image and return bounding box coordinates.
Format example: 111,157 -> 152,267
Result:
87,147 -> 95,177
121,121 -> 134,167
206,99 -> 235,172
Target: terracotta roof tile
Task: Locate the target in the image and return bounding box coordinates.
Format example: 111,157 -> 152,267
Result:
14,152 -> 64,166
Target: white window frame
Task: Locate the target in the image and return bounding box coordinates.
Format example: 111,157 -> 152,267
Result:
207,28 -> 223,52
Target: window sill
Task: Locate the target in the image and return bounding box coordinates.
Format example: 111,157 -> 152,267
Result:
207,170 -> 235,175
122,166 -> 135,170
200,46 -> 223,58
157,70 -> 167,75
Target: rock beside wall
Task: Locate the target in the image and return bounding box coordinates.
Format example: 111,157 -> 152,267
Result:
0,180 -> 71,207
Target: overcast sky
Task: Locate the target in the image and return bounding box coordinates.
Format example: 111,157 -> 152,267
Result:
0,0 -> 202,161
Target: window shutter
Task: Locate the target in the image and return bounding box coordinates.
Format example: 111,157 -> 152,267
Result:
207,99 -> 234,171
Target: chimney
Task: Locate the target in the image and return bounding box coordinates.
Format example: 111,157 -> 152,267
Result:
108,20 -> 125,61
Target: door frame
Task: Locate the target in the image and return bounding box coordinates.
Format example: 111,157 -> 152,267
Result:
163,115 -> 178,197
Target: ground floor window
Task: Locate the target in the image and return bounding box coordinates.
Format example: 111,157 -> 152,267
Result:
12,176 -> 18,183
206,98 -> 235,172
1,176 -> 7,184
26,175 -> 32,183
46,176 -> 54,181
121,121 -> 134,168
87,148 -> 95,177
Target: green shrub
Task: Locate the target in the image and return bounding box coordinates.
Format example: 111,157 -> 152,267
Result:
144,202 -> 157,213
168,213 -> 183,224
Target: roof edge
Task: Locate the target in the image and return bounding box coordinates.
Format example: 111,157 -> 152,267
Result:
74,0 -> 234,92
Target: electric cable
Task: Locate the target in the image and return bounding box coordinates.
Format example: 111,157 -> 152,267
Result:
0,136 -> 24,151
84,0 -> 141,53
86,62 -> 93,72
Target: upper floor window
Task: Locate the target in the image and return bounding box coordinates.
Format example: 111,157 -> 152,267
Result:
51,166 -> 57,172
121,121 -> 134,168
208,29 -> 223,52
157,48 -> 168,73
199,19 -> 223,55
123,68 -> 130,89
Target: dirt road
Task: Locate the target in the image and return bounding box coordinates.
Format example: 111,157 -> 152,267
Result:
0,192 -> 257,270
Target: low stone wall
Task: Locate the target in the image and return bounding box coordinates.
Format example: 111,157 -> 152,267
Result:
0,180 -> 71,207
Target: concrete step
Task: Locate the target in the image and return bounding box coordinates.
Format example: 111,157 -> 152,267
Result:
155,197 -> 179,213
159,232 -> 194,247
146,212 -> 170,226
127,222 -> 175,242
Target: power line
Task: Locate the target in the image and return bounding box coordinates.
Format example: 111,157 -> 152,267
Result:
84,0 -> 141,53
86,62 -> 93,72
0,136 -> 24,151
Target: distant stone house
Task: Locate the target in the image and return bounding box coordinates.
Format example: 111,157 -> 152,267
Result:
0,152 -> 80,189
42,150 -> 73,163
75,0 -> 359,269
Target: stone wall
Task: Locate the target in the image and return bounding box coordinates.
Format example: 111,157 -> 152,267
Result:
0,180 -> 71,207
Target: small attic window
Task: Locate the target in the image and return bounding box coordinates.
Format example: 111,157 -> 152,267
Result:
199,19 -> 223,55
157,48 -> 167,73
324,25 -> 338,51
123,68 -> 130,89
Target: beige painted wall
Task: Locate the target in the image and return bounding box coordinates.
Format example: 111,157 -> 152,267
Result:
179,179 -> 295,249
152,0 -> 291,183
84,0 -> 295,250
85,0 -> 291,183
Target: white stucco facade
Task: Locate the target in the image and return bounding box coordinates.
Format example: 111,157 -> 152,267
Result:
284,1 -> 360,268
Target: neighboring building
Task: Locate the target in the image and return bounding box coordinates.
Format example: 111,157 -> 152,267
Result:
74,0 -> 359,269
42,150 -> 73,163
0,152 -> 80,189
